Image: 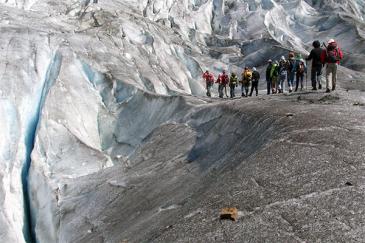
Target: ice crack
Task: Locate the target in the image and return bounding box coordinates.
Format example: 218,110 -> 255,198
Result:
21,51 -> 62,243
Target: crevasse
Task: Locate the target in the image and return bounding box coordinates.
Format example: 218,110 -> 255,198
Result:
21,51 -> 62,243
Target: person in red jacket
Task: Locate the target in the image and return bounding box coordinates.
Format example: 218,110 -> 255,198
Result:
320,39 -> 344,92
216,70 -> 229,98
203,70 -> 214,97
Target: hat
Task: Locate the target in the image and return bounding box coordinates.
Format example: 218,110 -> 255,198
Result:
328,39 -> 335,44
268,59 -> 272,63
252,67 -> 257,71
281,56 -> 285,61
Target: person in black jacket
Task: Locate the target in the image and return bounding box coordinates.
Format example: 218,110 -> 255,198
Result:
306,40 -> 324,90
266,60 -> 273,95
249,67 -> 260,96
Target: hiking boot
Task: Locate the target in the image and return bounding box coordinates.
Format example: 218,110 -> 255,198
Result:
312,87 -> 317,91
325,88 -> 331,93
318,84 -> 322,89
332,86 -> 336,91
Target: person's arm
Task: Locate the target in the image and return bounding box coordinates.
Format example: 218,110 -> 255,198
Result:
306,50 -> 313,61
338,48 -> 344,60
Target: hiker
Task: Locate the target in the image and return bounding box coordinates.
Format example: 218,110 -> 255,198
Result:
266,59 -> 273,95
229,73 -> 238,98
241,67 -> 252,97
294,54 -> 307,92
306,40 -> 324,90
216,70 -> 229,98
320,39 -> 344,92
203,70 -> 214,97
278,56 -> 287,93
287,52 -> 296,93
270,61 -> 279,94
295,59 -> 307,92
249,67 -> 260,96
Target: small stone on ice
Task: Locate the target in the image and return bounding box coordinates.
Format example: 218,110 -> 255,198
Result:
220,207 -> 238,221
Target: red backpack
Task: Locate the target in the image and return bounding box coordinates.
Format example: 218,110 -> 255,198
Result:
326,43 -> 340,63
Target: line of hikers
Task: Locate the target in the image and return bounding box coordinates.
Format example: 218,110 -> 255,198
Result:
202,39 -> 344,98
203,67 -> 260,98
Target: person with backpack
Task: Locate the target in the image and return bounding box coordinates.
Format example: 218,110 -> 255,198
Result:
249,67 -> 260,96
202,70 -> 214,97
320,39 -> 344,92
306,40 -> 324,90
295,59 -> 307,92
278,56 -> 288,93
241,67 -> 252,97
270,61 -> 279,94
287,52 -> 296,93
229,72 -> 238,98
266,59 -> 273,95
216,70 -> 229,98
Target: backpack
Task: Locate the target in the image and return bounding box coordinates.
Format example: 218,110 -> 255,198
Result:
279,61 -> 287,75
245,71 -> 252,80
326,47 -> 340,63
270,64 -> 279,78
298,63 -> 305,74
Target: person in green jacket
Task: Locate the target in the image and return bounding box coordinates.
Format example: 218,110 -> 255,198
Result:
270,61 -> 279,94
229,72 -> 238,98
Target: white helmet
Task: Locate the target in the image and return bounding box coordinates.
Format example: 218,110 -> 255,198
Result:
328,39 -> 335,44
252,67 -> 257,71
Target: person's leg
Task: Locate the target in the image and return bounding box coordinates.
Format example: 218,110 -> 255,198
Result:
311,68 -> 317,89
255,82 -> 258,96
241,83 -> 245,96
295,73 -> 299,91
326,65 -> 331,92
249,82 -> 254,96
219,84 -> 224,98
332,64 -> 338,90
300,74 -> 304,90
316,65 -> 322,89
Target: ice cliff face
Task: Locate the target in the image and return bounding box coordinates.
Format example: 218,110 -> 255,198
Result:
0,0 -> 364,242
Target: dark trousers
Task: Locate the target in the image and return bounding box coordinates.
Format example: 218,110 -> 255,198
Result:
266,79 -> 272,95
230,84 -> 236,98
241,83 -> 249,97
218,84 -> 225,98
295,73 -> 304,91
206,83 -> 212,97
250,81 -> 259,96
311,65 -> 322,89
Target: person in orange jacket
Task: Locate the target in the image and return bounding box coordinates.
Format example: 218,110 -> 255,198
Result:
320,39 -> 344,92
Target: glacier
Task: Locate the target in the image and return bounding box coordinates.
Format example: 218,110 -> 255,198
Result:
0,0 -> 365,242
